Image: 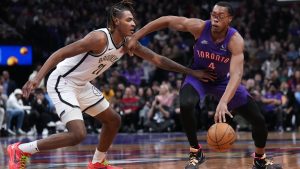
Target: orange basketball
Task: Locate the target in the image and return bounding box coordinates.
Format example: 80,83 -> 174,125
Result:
207,123 -> 236,152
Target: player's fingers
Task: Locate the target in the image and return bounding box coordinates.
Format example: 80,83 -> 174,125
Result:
206,69 -> 217,75
222,111 -> 226,123
226,111 -> 233,118
206,75 -> 217,81
218,111 -> 222,123
201,78 -> 209,82
208,73 -> 217,78
209,71 -> 217,77
214,113 -> 218,123
127,49 -> 134,56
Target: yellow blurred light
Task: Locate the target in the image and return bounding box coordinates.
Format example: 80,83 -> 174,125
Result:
7,56 -> 18,66
20,47 -> 28,55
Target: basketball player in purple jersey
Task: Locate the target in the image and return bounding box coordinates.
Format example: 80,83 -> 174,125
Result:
127,1 -> 282,169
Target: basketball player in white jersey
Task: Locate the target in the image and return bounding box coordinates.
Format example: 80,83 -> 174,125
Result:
7,1 -> 216,169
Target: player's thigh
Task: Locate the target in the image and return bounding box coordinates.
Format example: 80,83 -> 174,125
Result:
234,96 -> 265,125
47,73 -> 83,124
212,83 -> 249,110
78,83 -> 109,117
93,106 -> 121,125
179,83 -> 201,107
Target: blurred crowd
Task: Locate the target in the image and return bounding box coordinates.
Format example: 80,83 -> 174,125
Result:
0,0 -> 299,136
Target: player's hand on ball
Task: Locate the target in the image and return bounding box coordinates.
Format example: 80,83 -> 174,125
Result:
192,69 -> 217,82
22,78 -> 39,98
214,101 -> 233,123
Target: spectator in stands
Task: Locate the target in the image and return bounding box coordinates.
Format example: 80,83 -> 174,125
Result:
280,81 -> 296,131
0,85 -> 8,136
261,83 -> 283,131
136,87 -> 146,129
29,88 -> 59,135
6,89 -> 27,135
120,87 -> 139,132
287,43 -> 299,61
102,84 -> 115,103
288,70 -> 300,91
145,83 -> 175,132
121,60 -> 144,86
2,71 -> 17,96
154,31 -> 169,47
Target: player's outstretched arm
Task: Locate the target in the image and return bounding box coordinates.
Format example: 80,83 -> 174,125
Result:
214,32 -> 244,123
127,16 -> 205,50
22,31 -> 107,98
132,43 -> 216,82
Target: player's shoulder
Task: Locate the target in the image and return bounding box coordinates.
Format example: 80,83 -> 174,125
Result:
229,31 -> 244,45
83,29 -> 108,46
88,29 -> 108,41
183,18 -> 206,29
228,32 -> 244,53
184,18 -> 206,39
78,28 -> 108,52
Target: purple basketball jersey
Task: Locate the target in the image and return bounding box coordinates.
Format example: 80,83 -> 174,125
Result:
182,20 -> 249,110
192,20 -> 237,81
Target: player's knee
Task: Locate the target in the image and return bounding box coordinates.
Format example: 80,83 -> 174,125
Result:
111,113 -> 121,129
101,111 -> 121,129
252,113 -> 266,129
180,97 -> 195,111
69,129 -> 87,146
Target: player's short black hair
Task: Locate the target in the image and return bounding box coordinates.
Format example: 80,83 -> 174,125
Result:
215,1 -> 234,16
107,0 -> 135,31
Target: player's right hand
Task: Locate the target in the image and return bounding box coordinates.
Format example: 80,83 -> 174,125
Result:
125,36 -> 139,56
192,69 -> 217,82
22,78 -> 39,98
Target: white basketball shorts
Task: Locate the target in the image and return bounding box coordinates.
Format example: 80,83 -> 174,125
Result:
47,70 -> 109,124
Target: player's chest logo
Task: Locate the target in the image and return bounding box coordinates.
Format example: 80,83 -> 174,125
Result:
220,44 -> 227,51
201,40 -> 208,45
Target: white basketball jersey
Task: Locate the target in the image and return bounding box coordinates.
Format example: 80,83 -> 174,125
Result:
55,28 -> 125,85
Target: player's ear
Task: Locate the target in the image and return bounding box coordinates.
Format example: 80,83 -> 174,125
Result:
228,16 -> 233,23
114,18 -> 120,26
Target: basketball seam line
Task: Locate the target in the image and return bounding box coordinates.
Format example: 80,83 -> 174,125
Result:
207,129 -> 216,146
208,135 -> 236,147
215,124 -> 220,151
208,135 -> 236,146
218,124 -> 230,143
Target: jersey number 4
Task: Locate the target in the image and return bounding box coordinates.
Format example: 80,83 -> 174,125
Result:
208,62 -> 216,70
92,63 -> 106,75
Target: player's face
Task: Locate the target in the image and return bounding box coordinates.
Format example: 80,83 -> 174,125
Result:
116,10 -> 136,36
210,5 -> 232,33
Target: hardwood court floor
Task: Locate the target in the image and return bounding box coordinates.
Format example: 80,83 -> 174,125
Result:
0,132 -> 299,169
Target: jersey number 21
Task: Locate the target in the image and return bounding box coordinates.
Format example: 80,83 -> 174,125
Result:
92,63 -> 106,75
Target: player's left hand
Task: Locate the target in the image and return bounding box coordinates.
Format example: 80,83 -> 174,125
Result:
214,101 -> 233,123
192,69 -> 217,82
124,36 -> 138,56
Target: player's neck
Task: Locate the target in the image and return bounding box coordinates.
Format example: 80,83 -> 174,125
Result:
111,30 -> 125,48
210,28 -> 228,43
